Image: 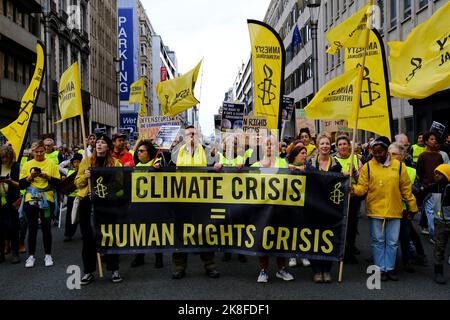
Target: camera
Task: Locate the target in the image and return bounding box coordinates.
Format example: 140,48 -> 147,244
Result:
0,175 -> 8,180
31,167 -> 41,174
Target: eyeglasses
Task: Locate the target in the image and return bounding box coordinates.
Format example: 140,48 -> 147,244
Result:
137,149 -> 147,153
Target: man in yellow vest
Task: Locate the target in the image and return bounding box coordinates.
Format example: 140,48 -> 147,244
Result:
410,132 -> 426,166
172,125 -> 219,279
43,138 -> 63,165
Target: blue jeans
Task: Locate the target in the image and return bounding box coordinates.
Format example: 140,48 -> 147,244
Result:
369,218 -> 401,272
421,196 -> 435,238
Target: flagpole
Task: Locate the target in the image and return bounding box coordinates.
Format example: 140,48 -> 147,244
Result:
338,0 -> 374,284
79,112 -> 104,279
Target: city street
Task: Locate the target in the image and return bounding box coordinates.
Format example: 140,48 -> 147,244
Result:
1,212 -> 449,300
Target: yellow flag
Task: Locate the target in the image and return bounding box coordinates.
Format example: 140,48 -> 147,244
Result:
156,60 -> 202,117
388,2 -> 450,99
56,62 -> 83,123
1,42 -> 45,161
248,20 -> 285,132
345,29 -> 393,139
304,68 -> 359,120
129,77 -> 146,105
326,2 -> 371,55
130,77 -> 147,117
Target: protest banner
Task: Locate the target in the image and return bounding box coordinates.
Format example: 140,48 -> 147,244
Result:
221,102 -> 245,131
92,167 -> 349,261
139,116 -> 181,140
242,116 -> 267,135
155,125 -> 181,150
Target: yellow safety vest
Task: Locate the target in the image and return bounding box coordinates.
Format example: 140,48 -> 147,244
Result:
176,144 -> 207,167
45,150 -> 60,165
251,157 -> 287,168
218,152 -> 244,167
411,144 -> 426,164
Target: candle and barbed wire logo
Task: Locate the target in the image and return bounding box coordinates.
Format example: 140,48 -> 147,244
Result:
94,177 -> 108,199
357,64 -> 381,109
257,64 -> 276,106
329,182 -> 345,205
406,57 -> 423,82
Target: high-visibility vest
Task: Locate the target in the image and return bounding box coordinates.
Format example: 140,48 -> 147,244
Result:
67,169 -> 78,198
411,144 -> 426,163
176,144 -> 207,167
218,152 -> 244,167
335,154 -> 360,184
45,150 -> 60,165
251,157 -> 287,168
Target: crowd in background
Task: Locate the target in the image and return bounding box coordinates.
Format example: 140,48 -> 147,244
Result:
1,127 -> 449,286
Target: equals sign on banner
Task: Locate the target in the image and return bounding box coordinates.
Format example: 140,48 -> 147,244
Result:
210,208 -> 226,219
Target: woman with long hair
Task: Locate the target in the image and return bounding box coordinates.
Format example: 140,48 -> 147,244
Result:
307,133 -> 342,283
75,135 -> 122,285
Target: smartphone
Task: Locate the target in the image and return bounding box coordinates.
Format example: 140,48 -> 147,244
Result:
31,167 -> 42,174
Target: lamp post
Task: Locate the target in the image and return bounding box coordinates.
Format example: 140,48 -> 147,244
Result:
114,57 -> 121,133
307,0 -> 321,135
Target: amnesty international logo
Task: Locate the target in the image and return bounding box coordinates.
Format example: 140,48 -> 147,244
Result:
94,177 -> 108,199
357,64 -> 381,109
257,64 -> 277,106
405,57 -> 422,82
329,182 -> 344,205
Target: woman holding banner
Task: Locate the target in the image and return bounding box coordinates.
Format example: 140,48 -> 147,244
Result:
75,135 -> 123,284
130,139 -> 164,269
334,135 -> 364,264
19,141 -> 61,268
307,133 -> 342,283
286,145 -> 311,268
251,135 -> 294,283
351,136 -> 418,282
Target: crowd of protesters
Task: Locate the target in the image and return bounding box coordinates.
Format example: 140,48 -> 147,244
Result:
1,128 -> 449,286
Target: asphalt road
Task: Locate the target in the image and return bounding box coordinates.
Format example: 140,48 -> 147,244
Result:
1,211 -> 449,300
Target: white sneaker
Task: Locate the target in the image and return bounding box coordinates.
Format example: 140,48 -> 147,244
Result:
300,258 -> 311,267
257,269 -> 269,283
288,258 -> 297,267
276,268 -> 294,281
25,256 -> 35,268
44,255 -> 54,267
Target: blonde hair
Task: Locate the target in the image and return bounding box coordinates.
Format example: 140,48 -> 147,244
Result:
316,132 -> 331,144
31,140 -> 45,151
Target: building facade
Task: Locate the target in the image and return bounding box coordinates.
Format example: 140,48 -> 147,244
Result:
89,0 -> 118,136
0,0 -> 45,144
40,0 -> 90,147
231,0 -> 449,142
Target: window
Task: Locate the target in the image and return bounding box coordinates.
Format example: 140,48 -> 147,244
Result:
403,0 -> 411,19
390,0 -> 397,27
418,0 -> 428,9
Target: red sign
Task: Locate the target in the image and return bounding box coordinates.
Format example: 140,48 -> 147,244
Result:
160,67 -> 168,81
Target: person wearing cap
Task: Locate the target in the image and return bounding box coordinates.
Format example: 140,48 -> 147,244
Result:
351,136 -> 418,282
59,153 -> 83,242
112,132 -> 134,167
75,135 -> 123,284
429,164 -> 450,284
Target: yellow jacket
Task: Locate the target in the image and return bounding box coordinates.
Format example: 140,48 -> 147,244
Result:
75,157 -> 121,199
353,157 -> 418,219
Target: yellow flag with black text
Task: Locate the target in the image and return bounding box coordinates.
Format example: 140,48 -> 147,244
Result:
1,42 -> 45,160
56,62 -> 83,123
129,77 -> 147,117
326,2 -> 371,55
156,60 -> 202,117
304,68 -> 359,120
388,2 -> 450,99
248,20 -> 285,131
345,29 -> 393,139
